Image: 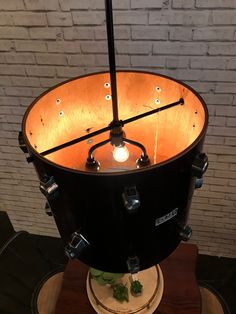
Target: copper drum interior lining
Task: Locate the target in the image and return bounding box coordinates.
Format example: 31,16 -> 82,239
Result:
24,71 -> 206,172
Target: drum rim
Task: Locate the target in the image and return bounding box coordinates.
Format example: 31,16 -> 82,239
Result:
22,70 -> 209,177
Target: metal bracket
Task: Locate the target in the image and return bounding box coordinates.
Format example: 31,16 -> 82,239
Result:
127,255 -> 140,274
179,225 -> 192,242
122,185 -> 140,213
39,175 -> 59,200
18,131 -> 33,163
45,202 -> 53,216
192,153 -> 208,178
65,231 -> 90,259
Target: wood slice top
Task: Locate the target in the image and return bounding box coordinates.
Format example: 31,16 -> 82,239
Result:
55,243 -> 201,314
87,265 -> 164,314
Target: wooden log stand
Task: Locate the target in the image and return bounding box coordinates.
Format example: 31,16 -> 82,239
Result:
55,244 -> 201,314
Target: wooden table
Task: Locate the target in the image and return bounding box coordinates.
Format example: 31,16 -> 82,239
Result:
56,243 -> 201,314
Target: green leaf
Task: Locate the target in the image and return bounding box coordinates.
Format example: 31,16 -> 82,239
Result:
90,268 -> 103,278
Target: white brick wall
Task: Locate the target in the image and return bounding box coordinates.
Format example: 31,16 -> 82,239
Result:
0,0 -> 235,257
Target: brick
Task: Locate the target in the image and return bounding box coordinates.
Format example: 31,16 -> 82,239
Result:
207,145 -> 236,155
153,42 -> 207,55
0,27 -> 28,39
15,40 -> 47,52
72,12 -> 105,25
225,138 -> 236,146
115,11 -> 148,25
209,162 -> 229,170
59,0 -> 89,11
132,27 -> 168,40
210,185 -> 235,194
196,0 -> 236,8
202,94 -> 233,105
216,106 -> 236,117
13,12 -> 47,26
5,53 -> 35,64
172,0 -> 195,8
196,190 -> 225,199
116,42 -> 151,55
0,13 -> 14,26
17,98 -> 33,108
31,87 -> 46,97
191,57 -> 227,70
56,67 -> 86,78
47,12 -> 73,26
39,77 -> 65,88
189,82 -> 215,93
0,55 -> 5,64
95,55 -> 130,67
36,53 -> 67,65
193,28 -> 234,41
0,0 -> 25,10
29,27 -> 62,40
200,70 -> 236,82
0,96 -> 19,106
47,41 -> 80,53
63,27 -> 94,40
68,55 -> 96,66
112,0 -> 130,9
160,69 -> 202,81
131,56 -> 165,68
205,135 -> 224,145
208,43 -> 236,55
4,87 -> 32,97
226,118 -> 236,127
208,126 -> 236,137
227,58 -> 236,69
11,76 -> 40,87
0,65 -> 25,76
166,57 -> 189,69
131,0 -> 163,8
81,42 -> 108,54
149,11 -> 209,26
0,41 -> 14,52
213,11 -> 236,25
209,116 -> 226,126
169,28 -> 193,41
26,66 -> 56,77
1,115 -> 23,124
24,0 -> 59,11
95,26 -> 130,40
0,106 -> 11,115
215,83 -> 236,93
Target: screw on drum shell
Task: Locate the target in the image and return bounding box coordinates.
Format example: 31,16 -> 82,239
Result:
104,82 -> 110,88
105,95 -> 111,100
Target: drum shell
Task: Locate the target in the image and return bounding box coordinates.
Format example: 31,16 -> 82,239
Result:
28,137 -> 204,273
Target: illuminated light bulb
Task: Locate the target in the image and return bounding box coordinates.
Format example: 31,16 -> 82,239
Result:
113,145 -> 129,163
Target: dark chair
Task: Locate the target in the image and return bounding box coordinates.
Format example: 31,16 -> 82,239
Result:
0,211 -> 66,314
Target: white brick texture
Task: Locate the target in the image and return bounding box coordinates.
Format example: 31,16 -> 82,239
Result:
0,0 -> 235,257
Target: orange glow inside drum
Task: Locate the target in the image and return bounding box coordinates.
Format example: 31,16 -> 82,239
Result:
24,71 -> 207,173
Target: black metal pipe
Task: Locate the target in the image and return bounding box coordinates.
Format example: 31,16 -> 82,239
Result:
105,0 -> 119,122
122,98 -> 184,126
124,138 -> 148,157
87,139 -> 110,160
41,125 -> 111,156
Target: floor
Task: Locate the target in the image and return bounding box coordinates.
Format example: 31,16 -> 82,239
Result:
0,211 -> 235,314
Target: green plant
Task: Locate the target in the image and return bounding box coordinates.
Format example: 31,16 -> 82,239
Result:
112,283 -> 129,302
130,280 -> 143,296
90,268 -> 123,286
